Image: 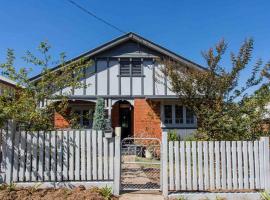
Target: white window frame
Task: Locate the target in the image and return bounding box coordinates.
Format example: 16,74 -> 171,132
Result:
161,102 -> 197,128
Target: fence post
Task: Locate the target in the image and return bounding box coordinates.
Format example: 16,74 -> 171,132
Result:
5,120 -> 16,184
261,137 -> 270,190
114,127 -> 121,195
162,130 -> 168,197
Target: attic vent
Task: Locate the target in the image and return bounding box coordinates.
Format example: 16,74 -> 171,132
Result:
120,58 -> 142,76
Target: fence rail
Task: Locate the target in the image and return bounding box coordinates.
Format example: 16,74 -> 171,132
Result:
162,131 -> 270,196
0,122 -> 121,195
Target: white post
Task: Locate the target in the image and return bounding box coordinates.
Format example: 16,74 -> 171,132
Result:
261,137 -> 270,190
114,127 -> 121,195
162,130 -> 168,197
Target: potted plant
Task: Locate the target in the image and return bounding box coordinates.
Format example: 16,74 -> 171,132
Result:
93,98 -> 106,131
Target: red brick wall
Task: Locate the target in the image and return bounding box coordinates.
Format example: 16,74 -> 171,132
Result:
54,112 -> 70,129
111,102 -> 120,129
134,99 -> 162,139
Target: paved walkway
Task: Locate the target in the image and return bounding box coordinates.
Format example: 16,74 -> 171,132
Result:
119,191 -> 164,200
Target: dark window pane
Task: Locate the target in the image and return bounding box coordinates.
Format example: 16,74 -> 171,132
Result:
186,108 -> 195,124
175,105 -> 183,124
164,105 -> 172,124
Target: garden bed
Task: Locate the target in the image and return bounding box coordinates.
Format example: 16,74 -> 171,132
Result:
0,185 -> 118,200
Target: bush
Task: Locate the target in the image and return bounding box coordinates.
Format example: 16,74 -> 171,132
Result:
168,130 -> 180,141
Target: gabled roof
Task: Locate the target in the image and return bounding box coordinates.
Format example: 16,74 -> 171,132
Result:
0,75 -> 18,86
30,32 -> 207,82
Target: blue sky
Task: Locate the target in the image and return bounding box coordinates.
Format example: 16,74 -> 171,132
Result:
0,0 -> 270,85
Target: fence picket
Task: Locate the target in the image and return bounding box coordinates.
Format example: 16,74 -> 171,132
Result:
259,140 -> 265,188
203,142 -> 209,190
180,141 -> 186,190
243,141 -> 249,189
231,141 -> 237,189
169,141 -> 174,190
25,132 -> 32,182
186,142 -> 192,190
81,130 -> 86,181
198,141 -> 203,190
92,130 -> 97,180
62,131 -> 68,181
98,131 -> 103,180
51,131 -> 57,182
174,141 -> 180,190
209,141 -> 214,190
86,130 -> 92,180
226,141 -> 232,190
237,141 -> 243,189
38,131 -> 44,181
12,129 -> 20,182
248,141 -> 254,189
215,141 -> 220,189
221,141 -> 226,189
32,132 -> 38,181
192,141 -> 197,190
19,131 -> 26,182
254,141 -> 260,189
109,139 -> 114,180
44,132 -> 50,181
69,130 -> 75,181
103,137 -> 109,180
75,130 -> 80,180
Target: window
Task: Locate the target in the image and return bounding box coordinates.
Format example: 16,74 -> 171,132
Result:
131,59 -> 142,76
163,104 -> 196,126
164,105 -> 172,124
120,59 -> 130,76
175,105 -> 183,124
74,109 -> 93,128
120,58 -> 142,76
186,108 -> 195,124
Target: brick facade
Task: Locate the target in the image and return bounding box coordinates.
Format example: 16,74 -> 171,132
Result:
133,99 -> 162,139
54,112 -> 70,129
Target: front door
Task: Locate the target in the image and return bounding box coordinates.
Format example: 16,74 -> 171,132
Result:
119,103 -> 132,139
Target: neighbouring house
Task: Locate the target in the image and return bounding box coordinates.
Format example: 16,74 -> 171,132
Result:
30,32 -> 207,139
0,75 -> 18,96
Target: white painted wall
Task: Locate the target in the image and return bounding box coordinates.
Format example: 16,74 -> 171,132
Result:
109,61 -> 119,95
143,60 -> 154,95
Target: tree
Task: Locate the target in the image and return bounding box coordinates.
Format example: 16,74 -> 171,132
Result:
92,98 -> 106,130
160,38 -> 270,140
0,41 -> 92,130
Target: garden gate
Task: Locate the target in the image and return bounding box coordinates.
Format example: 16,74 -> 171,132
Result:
120,137 -> 161,191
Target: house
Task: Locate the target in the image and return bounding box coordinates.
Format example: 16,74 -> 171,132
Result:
30,32 -> 207,139
0,75 -> 18,96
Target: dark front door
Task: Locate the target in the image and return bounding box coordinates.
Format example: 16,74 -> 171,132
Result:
119,104 -> 132,139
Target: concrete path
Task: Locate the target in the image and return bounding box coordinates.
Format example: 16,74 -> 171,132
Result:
119,191 -> 164,200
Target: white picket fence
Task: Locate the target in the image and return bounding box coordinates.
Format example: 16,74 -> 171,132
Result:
0,123 -> 121,194
161,131 -> 270,196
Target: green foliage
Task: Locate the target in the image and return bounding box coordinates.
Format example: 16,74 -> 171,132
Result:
27,182 -> 42,194
161,38 -> 270,140
168,129 -> 180,141
0,41 -> 92,130
93,98 -> 106,130
7,182 -> 16,192
261,191 -> 270,200
99,185 -> 113,200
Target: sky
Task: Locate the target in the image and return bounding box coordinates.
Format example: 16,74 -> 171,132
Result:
0,0 -> 270,86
